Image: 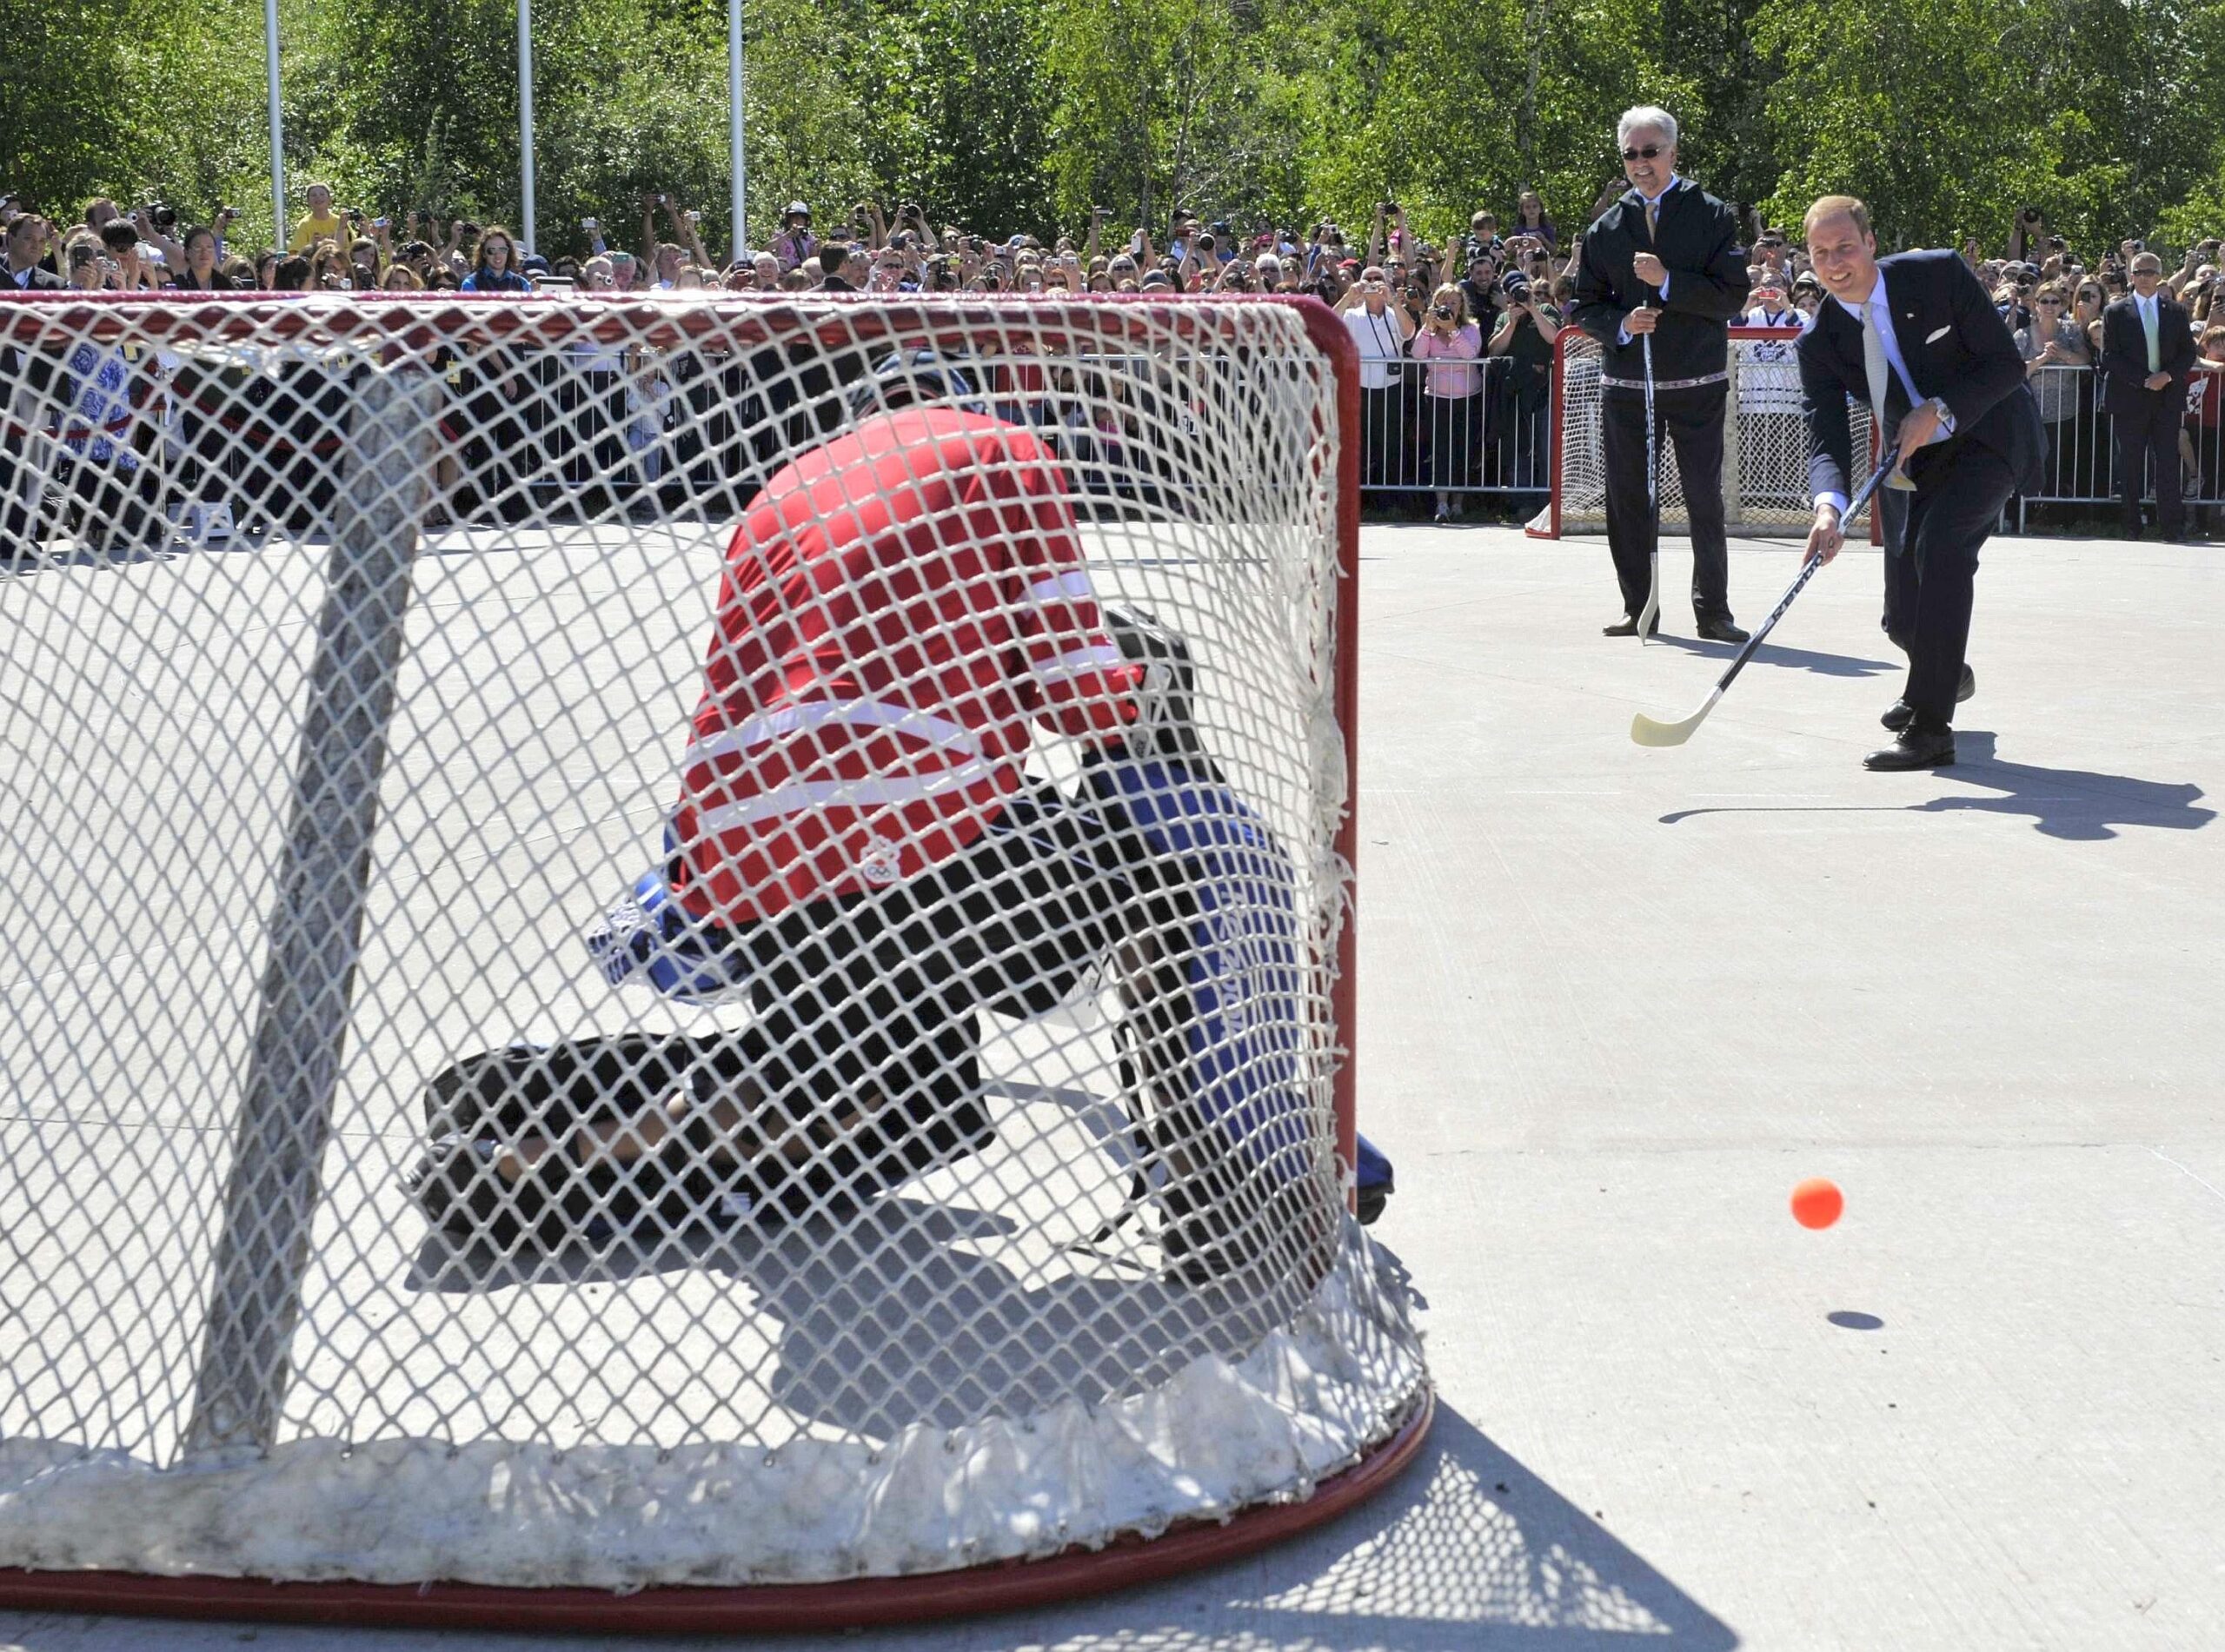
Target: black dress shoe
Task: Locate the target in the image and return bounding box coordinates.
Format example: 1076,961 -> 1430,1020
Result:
1695,616 -> 1750,643
1603,613 -> 1659,637
1880,663 -> 1976,731
1863,726 -> 1956,770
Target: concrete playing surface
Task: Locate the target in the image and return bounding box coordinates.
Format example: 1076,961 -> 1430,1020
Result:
5,523 -> 2222,1649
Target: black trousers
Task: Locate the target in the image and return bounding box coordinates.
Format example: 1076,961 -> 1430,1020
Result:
2113,389 -> 2184,537
1601,381 -> 1732,620
1882,442 -> 2017,730
1359,385 -> 1401,490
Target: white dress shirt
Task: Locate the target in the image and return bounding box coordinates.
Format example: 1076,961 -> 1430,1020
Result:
1815,267 -> 1955,514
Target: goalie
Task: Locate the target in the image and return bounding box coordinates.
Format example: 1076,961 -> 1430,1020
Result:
404,352 -> 1381,1269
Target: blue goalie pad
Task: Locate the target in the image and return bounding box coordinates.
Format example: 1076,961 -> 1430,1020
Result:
1085,754 -> 1324,1193
584,863 -> 752,1004
1355,1131 -> 1395,1224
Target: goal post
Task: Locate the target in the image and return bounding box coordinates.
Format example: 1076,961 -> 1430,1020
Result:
1527,324 -> 1882,542
0,293 -> 1426,1627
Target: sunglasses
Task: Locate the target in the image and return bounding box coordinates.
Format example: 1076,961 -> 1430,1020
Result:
1621,144 -> 1665,161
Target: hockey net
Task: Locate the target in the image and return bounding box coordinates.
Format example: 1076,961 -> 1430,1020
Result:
0,294 -> 1425,1622
1528,324 -> 1877,539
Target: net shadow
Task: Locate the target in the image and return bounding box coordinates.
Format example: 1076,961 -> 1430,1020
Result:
403,1191 -> 1302,1443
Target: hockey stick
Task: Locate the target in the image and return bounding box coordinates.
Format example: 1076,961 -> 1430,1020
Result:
1636,330 -> 1659,643
1630,453 -> 1897,748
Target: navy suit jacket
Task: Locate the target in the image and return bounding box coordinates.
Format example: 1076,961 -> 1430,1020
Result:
2097,294 -> 2195,416
1571,176 -> 1750,383
1797,249 -> 2043,503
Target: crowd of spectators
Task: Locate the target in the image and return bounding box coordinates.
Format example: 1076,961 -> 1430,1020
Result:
7,180 -> 2225,528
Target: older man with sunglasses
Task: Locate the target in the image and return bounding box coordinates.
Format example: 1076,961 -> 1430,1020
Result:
1572,104 -> 1753,641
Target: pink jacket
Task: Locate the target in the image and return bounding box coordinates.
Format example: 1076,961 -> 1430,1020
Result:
1411,322 -> 1483,397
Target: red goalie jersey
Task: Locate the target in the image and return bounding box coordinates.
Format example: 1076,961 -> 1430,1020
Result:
670,407 -> 1141,925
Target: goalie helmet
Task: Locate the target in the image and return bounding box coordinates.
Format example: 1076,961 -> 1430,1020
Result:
844,348 -> 985,424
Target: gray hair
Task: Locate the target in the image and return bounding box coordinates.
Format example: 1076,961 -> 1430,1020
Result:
1617,105 -> 1679,150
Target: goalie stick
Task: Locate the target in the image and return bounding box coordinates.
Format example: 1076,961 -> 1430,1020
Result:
1630,453 -> 1898,748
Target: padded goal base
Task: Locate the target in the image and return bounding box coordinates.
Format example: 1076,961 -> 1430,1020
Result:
0,1392 -> 1431,1635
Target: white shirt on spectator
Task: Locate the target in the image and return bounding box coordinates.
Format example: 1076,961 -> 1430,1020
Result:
1343,306 -> 1407,391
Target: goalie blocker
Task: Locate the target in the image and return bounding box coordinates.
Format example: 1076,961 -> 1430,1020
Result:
405,362 -> 1390,1280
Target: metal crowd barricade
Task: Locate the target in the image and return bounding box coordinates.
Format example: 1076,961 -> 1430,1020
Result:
1352,354 -> 1550,510
1994,362 -> 2225,534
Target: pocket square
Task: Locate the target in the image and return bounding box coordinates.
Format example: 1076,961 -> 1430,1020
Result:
1924,325 -> 1950,343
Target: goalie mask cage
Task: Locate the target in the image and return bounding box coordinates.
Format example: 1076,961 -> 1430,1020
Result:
0,294 -> 1428,1631
1528,324 -> 1881,541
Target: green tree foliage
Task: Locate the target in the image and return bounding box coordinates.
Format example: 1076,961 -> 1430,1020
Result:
8,0 -> 2225,263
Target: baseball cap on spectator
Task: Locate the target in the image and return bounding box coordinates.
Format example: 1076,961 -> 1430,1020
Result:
1792,270 -> 1822,293
1139,269 -> 1175,290
521,253 -> 552,275
784,202 -> 811,222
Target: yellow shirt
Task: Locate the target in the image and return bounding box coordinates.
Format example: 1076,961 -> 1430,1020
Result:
289,211 -> 344,253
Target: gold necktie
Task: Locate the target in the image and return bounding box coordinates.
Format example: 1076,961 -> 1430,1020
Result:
1644,199 -> 1658,239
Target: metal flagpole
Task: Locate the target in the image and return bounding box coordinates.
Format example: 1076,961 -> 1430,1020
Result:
264,0 -> 286,244
517,0 -> 537,254
727,0 -> 747,263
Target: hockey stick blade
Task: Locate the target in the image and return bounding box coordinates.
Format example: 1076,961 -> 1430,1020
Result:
1629,454 -> 1898,749
1631,687 -> 1722,746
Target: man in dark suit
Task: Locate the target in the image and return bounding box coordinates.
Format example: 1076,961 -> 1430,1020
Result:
2099,251 -> 2196,540
1797,196 -> 2043,771
1572,104 -> 1752,640
3,214 -> 66,290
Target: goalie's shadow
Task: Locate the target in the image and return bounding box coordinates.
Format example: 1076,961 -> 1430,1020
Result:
407,1190 -> 1297,1441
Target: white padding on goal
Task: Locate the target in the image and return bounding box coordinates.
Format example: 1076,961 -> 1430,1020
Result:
0,1227 -> 1420,1589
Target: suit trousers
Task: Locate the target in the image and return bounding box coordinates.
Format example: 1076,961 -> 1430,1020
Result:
1885,443 -> 2016,730
2113,389 -> 2184,537
1601,381 -> 1731,620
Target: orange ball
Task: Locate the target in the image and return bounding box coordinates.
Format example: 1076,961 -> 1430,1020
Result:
1790,1178 -> 1843,1230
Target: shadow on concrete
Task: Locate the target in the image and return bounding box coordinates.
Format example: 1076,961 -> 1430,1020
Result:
1191,1401 -> 1740,1651
1828,1310 -> 1885,1330
1910,732 -> 2216,840
1658,634 -> 1897,679
1659,732 -> 2214,841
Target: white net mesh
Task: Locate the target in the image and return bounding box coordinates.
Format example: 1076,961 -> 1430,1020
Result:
1533,326 -> 1876,537
0,295 -> 1424,1591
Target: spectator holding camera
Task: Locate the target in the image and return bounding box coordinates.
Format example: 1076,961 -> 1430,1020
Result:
771,202 -> 816,272
1338,265 -> 1413,491
1409,282 -> 1484,522
1513,189 -> 1557,249
97,221 -> 160,289
1490,262 -> 1559,518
